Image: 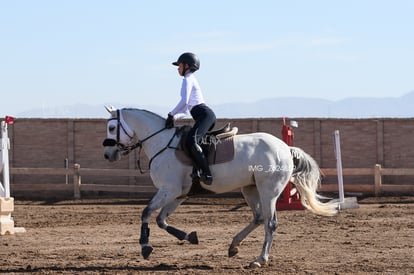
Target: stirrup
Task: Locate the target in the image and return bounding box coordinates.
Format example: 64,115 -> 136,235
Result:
190,167 -> 201,180
200,174 -> 213,185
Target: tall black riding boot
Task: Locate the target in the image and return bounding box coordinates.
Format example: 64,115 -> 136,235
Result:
190,144 -> 213,185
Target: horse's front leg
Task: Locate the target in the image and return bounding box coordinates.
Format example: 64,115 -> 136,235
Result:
156,199 -> 199,245
139,188 -> 180,259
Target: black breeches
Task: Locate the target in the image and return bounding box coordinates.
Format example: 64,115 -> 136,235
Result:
186,104 -> 216,150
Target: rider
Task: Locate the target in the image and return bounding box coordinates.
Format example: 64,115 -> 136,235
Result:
165,52 -> 216,185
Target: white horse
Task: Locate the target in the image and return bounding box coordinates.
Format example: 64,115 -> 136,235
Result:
103,107 -> 338,268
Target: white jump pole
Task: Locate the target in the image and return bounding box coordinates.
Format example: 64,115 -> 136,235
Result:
333,130 -> 344,203
0,116 -> 25,235
0,120 -> 11,198
332,130 -> 359,210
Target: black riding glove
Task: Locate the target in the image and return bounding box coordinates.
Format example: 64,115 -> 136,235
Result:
165,114 -> 174,128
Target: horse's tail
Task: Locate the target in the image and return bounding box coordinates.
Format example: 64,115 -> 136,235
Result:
290,147 -> 338,216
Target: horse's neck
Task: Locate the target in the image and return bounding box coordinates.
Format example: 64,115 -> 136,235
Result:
124,110 -> 172,159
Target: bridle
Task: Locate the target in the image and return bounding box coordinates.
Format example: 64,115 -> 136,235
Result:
102,109 -> 176,173
102,110 -> 140,154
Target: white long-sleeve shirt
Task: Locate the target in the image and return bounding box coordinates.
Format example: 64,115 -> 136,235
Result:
169,72 -> 205,119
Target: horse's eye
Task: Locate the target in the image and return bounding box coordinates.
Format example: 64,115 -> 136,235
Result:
109,125 -> 116,132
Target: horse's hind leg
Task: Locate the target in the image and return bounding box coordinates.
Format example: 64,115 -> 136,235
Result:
229,185 -> 263,257
250,187 -> 279,268
156,198 -> 199,244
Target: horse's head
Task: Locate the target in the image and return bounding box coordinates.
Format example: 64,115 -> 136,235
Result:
102,106 -> 138,162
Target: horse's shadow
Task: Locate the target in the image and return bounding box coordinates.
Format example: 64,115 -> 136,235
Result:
5,263 -> 216,274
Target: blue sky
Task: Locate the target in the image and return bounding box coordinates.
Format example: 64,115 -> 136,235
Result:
1,1 -> 413,117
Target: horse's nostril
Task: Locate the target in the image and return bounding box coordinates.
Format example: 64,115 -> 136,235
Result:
104,154 -> 109,159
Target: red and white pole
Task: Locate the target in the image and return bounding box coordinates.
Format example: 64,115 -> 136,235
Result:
277,118 -> 304,210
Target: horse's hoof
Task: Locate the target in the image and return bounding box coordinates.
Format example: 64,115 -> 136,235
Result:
249,261 -> 261,269
228,247 -> 239,257
142,245 -> 153,259
187,231 -> 199,244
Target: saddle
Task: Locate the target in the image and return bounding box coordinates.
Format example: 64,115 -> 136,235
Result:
175,123 -> 238,166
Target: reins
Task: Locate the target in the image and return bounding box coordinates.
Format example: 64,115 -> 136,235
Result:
128,127 -> 168,174
137,127 -> 182,174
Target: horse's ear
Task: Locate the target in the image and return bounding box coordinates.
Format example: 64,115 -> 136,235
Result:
105,105 -> 115,113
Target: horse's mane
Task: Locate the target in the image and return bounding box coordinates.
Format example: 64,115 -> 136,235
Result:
123,108 -> 166,123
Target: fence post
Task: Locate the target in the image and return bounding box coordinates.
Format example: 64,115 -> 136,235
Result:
73,163 -> 81,199
374,164 -> 382,196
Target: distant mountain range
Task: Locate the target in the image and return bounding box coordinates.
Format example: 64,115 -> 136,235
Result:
17,91 -> 414,119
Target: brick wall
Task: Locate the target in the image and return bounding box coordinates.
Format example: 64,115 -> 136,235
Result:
3,117 -> 414,198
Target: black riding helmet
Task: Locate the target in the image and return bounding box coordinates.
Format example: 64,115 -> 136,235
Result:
172,52 -> 200,72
